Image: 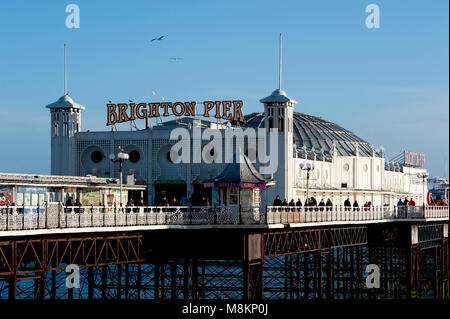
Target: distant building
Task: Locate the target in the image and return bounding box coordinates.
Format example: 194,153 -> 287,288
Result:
428,177 -> 449,201
0,172 -> 145,206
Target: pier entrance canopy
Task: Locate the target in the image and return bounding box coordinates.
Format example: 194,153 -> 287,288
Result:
202,153 -> 274,208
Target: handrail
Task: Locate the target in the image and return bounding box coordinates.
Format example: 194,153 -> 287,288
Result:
0,204 -> 448,231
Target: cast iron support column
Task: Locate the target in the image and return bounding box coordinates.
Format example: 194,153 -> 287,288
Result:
88,266 -> 94,299
117,264 -> 122,299
183,259 -> 190,299
170,260 -> 178,299
155,263 -> 160,299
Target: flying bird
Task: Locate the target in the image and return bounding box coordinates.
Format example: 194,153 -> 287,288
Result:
151,35 -> 165,42
170,57 -> 183,61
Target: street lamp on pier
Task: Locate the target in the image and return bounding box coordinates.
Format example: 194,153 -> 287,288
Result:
300,162 -> 315,203
416,172 -> 429,210
110,147 -> 129,206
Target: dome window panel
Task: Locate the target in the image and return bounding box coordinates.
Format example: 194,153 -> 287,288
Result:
91,150 -> 103,163
129,150 -> 141,163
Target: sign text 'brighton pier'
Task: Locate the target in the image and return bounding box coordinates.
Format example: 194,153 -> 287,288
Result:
106,100 -> 245,126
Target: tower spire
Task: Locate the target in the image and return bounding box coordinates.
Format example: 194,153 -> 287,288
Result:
64,43 -> 67,95
279,33 -> 282,91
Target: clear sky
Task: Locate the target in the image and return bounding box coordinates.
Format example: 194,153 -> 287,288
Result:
0,0 -> 448,177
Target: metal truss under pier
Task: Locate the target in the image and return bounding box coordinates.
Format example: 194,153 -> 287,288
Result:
0,223 -> 448,300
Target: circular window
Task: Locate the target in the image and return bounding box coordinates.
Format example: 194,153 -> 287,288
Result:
91,151 -> 103,163
343,163 -> 350,171
166,151 -> 173,163
129,150 -> 140,163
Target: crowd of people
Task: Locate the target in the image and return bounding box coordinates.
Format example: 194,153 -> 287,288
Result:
272,195 -> 375,211
58,194 -> 448,213
396,198 -> 416,207
154,194 -> 209,207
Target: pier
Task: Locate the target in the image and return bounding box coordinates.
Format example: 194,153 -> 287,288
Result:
0,204 -> 448,299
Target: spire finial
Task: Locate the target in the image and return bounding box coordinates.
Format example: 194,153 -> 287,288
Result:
279,33 -> 282,91
64,43 -> 67,95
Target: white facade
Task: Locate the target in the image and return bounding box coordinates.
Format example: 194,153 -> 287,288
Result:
46,88 -> 428,207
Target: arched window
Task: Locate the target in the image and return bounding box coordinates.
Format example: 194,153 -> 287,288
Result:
53,122 -> 58,136
268,117 -> 273,131
278,117 -> 284,132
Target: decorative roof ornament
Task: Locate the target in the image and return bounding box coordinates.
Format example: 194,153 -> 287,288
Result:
46,94 -> 85,110
260,34 -> 298,105
45,43 -> 85,110
354,143 -> 359,156
379,145 -> 385,158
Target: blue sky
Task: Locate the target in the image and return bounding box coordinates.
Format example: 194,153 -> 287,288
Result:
0,0 -> 448,177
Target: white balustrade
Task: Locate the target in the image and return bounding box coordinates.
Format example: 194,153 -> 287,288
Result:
0,204 -> 448,232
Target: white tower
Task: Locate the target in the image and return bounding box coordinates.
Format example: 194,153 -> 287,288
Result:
46,44 -> 84,175
260,34 -> 297,202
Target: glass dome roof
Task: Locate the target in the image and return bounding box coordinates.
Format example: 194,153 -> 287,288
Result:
236,112 -> 381,158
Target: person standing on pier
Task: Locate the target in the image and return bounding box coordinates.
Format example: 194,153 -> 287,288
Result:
273,196 -> 282,206
326,198 -> 333,211
65,196 -> 73,207
318,199 -> 325,211
352,200 -> 359,212
344,198 -> 351,211
74,198 -> 81,213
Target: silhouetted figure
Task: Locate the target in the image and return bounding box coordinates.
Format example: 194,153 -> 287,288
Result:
273,196 -> 282,206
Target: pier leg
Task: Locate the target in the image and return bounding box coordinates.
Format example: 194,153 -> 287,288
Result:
296,254 -> 300,299
327,249 -> 333,300
318,251 -> 323,300
137,263 -> 142,299
154,263 -> 160,299
88,266 -> 94,299
101,265 -> 107,299
304,252 -> 310,298
243,259 -> 264,299
116,264 -> 122,299
124,263 -> 129,299
8,276 -> 16,300
51,268 -> 56,299
192,259 -> 198,299
170,260 -> 178,299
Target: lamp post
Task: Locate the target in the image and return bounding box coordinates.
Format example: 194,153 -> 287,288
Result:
110,147 -> 129,206
417,172 -> 429,210
300,162 -> 315,203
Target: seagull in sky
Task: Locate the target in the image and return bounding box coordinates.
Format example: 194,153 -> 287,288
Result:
170,57 -> 183,61
151,35 -> 166,42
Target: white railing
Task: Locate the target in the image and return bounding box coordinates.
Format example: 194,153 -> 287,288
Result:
265,205 -> 449,224
0,204 -> 448,231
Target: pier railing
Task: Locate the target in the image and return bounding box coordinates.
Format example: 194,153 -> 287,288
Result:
0,204 -> 448,231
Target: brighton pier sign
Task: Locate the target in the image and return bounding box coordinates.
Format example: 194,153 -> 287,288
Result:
106,100 -> 245,126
